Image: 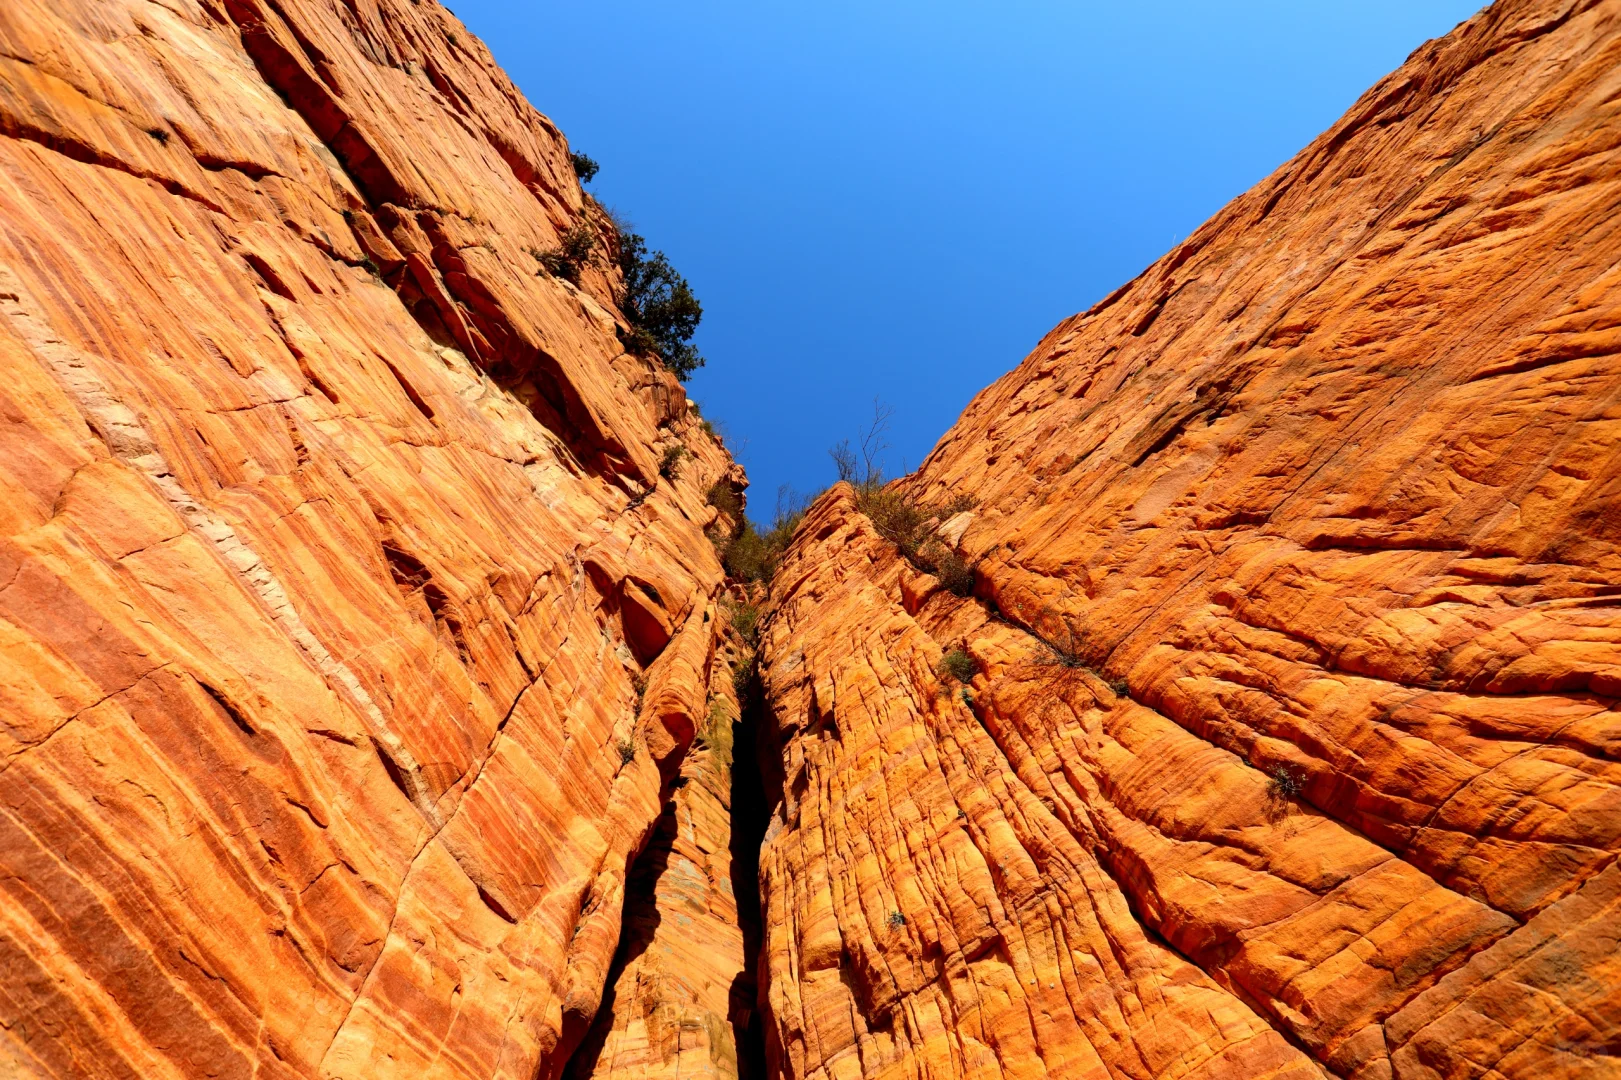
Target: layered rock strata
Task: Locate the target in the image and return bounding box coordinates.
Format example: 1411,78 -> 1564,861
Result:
0,1 -> 743,1079
755,1 -> 1621,1077
567,626 -> 765,1080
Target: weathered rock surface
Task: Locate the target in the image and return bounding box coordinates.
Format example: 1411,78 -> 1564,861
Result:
0,1 -> 741,1078
568,629 -> 763,1080
756,2 -> 1621,1078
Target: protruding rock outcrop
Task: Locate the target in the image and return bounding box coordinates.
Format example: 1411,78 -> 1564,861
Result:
753,2 -> 1621,1077
0,1 -> 739,1078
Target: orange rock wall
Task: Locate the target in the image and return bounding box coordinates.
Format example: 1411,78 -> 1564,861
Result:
568,629 -> 763,1080
755,2 -> 1621,1078
0,1 -> 741,1078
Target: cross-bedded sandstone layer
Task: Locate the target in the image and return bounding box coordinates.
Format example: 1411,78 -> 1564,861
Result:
755,2 -> 1621,1077
0,1 -> 744,1078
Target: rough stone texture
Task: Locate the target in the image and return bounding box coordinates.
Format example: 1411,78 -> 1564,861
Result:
756,2 -> 1621,1078
569,626 -> 762,1080
0,1 -> 740,1078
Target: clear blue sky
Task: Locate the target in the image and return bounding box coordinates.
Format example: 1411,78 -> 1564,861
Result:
448,0 -> 1482,516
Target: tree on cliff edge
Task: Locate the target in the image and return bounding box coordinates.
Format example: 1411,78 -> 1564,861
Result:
617,231 -> 705,380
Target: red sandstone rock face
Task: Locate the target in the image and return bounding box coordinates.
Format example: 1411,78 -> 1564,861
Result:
756,2 -> 1621,1078
0,1 -> 739,1078
569,629 -> 762,1080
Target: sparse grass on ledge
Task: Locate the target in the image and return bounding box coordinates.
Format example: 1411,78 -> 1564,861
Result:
531,223 -> 598,285
937,648 -> 978,685
659,444 -> 688,481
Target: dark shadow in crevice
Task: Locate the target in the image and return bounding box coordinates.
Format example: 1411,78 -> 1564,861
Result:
729,680 -> 772,1080
559,798 -> 674,1080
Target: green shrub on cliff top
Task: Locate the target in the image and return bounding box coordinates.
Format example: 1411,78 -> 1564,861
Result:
616,230 -> 704,380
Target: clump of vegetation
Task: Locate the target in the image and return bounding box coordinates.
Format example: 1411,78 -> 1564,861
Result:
887,910 -> 907,929
1107,676 -> 1131,698
631,671 -> 648,709
569,150 -> 599,183
1267,765 -> 1303,801
147,128 -> 170,145
706,480 -> 743,522
659,444 -> 688,481
937,648 -> 978,685
1031,612 -> 1088,669
833,401 -> 978,590
726,599 -> 761,648
617,736 -> 636,765
933,548 -> 966,596
532,223 -> 599,284
721,487 -> 811,583
732,652 -> 755,701
616,229 -> 704,380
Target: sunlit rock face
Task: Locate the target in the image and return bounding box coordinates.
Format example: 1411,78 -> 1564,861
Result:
0,1 -> 741,1078
754,2 -> 1621,1078
568,630 -> 765,1080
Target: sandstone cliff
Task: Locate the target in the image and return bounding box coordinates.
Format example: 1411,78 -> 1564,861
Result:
0,1 -> 745,1078
6,1 -> 1621,1079
755,1 -> 1621,1078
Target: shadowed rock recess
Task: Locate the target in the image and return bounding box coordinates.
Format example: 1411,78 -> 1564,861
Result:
0,0 -> 1618,1079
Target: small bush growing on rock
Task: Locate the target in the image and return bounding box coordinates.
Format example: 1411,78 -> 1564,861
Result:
533,223 -> 599,284
937,649 -> 978,685
1032,613 -> 1088,669
1107,676 -> 1131,698
860,487 -> 932,558
617,737 -> 636,765
834,403 -> 980,584
722,488 -> 812,583
659,444 -> 688,481
1035,644 -> 1085,669
732,651 -> 755,701
569,151 -> 599,183
929,547 -> 975,597
727,600 -> 761,648
1267,765 -> 1303,801
706,480 -> 743,521
887,910 -> 906,929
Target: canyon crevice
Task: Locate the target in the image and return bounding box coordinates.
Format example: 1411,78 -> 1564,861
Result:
1,0 -> 1619,1079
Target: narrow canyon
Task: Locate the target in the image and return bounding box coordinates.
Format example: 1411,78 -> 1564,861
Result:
0,1 -> 1616,1079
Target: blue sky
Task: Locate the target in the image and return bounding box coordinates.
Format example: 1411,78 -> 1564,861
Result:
448,0 -> 1483,515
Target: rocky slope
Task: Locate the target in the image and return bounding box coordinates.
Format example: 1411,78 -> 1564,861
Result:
755,1 -> 1621,1078
0,1 -> 746,1078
